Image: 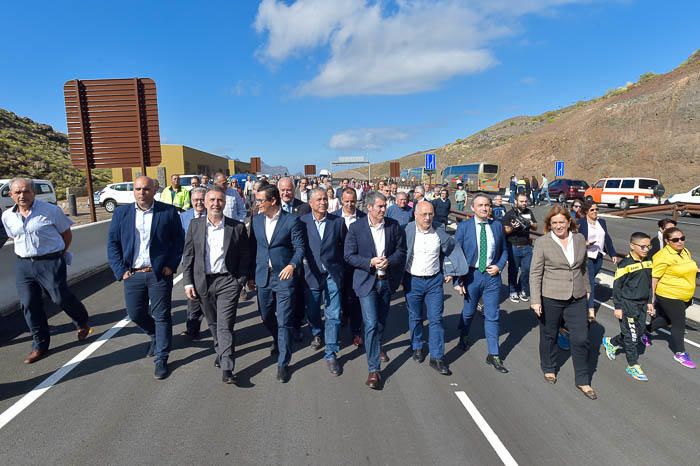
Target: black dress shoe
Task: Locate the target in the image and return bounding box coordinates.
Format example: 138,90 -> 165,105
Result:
326,357 -> 342,376
485,354 -> 509,374
154,360 -> 169,380
214,356 -> 221,369
412,348 -> 426,363
310,335 -> 323,350
276,365 -> 290,383
146,338 -> 156,358
429,358 -> 452,376
458,336 -> 470,351
270,341 -> 279,356
222,370 -> 238,385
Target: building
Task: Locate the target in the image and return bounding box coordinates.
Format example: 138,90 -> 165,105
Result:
110,145 -> 252,183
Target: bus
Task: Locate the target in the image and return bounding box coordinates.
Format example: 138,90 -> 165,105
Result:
407,167 -> 427,184
441,163 -> 500,193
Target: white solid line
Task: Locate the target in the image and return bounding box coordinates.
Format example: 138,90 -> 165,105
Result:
0,273 -> 184,431
595,299 -> 700,350
454,391 -> 518,466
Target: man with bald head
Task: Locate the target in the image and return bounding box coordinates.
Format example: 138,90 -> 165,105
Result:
2,178 -> 92,364
278,177 -> 310,217
108,176 -> 184,380
386,192 -> 412,228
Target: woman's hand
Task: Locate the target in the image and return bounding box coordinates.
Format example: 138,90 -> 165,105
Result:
588,308 -> 596,322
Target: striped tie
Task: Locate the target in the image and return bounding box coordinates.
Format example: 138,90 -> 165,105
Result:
479,222 -> 487,272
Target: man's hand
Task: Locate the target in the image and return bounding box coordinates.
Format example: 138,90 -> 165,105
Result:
611,256 -> 619,265
614,309 -> 623,320
486,265 -> 500,276
247,279 -> 256,291
162,266 -> 174,277
185,286 -> 197,300
588,308 -> 596,322
454,284 -> 466,296
371,256 -> 387,270
122,270 -> 133,281
279,265 -> 295,281
647,303 -> 656,317
444,276 -> 453,283
376,257 -> 389,270
531,304 -> 542,317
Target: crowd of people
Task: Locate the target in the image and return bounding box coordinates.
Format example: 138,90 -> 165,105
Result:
2,174 -> 697,398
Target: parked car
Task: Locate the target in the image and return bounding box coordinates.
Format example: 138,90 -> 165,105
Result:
668,184 -> 700,205
584,177 -> 660,210
0,178 -> 57,211
99,182 -> 134,213
547,179 -> 589,203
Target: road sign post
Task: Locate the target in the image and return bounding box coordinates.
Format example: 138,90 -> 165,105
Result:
425,153 -> 436,171
555,160 -> 565,178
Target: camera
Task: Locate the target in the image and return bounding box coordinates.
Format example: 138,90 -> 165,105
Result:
510,210 -> 532,231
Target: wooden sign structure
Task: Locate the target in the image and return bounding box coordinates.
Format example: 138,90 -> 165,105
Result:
389,161 -> 400,178
64,78 -> 162,221
304,165 -> 316,176
250,157 -> 261,174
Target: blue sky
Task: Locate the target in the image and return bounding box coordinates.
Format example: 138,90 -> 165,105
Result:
2,0 -> 698,174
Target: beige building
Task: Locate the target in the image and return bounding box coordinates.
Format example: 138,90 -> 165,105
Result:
110,145 -> 252,182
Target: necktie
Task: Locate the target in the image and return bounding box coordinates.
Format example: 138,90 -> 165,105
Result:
479,222 -> 487,272
284,204 -> 291,213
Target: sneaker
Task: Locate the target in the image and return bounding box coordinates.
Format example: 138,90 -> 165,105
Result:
641,333 -> 652,348
602,336 -> 619,361
518,291 -> 529,302
557,330 -> 570,351
477,303 -> 484,314
509,293 -> 520,303
625,364 -> 648,382
673,352 -> 697,369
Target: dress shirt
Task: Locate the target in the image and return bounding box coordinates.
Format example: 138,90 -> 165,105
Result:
2,199 -> 72,258
328,198 -> 340,212
408,226 -> 441,276
205,217 -> 227,274
551,231 -> 575,266
265,208 -> 281,267
132,203 -> 154,268
586,220 -> 605,259
369,217 -> 386,277
314,215 -> 328,272
223,187 -> 247,222
341,209 -> 358,229
473,218 -> 495,268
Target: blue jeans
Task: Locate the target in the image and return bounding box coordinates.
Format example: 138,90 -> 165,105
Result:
404,272 -> 445,360
358,279 -> 391,372
123,271 -> 173,362
456,201 -> 465,211
305,274 -> 342,359
257,275 -> 295,367
460,269 -> 502,356
587,254 -> 604,310
540,188 -> 551,204
15,255 -> 89,351
507,244 -> 532,295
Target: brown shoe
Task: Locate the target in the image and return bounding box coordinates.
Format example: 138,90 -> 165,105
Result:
77,326 -> 93,341
379,350 -> 390,363
366,371 -> 383,390
576,385 -> 598,400
24,349 -> 49,364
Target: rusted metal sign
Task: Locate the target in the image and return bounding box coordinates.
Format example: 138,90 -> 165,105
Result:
250,157 -> 261,174
389,161 -> 400,178
304,165 -> 316,176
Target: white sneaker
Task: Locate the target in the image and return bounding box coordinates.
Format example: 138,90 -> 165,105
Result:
509,293 -> 519,303
519,291 -> 529,302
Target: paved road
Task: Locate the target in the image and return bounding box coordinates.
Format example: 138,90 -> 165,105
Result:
1,263 -> 699,465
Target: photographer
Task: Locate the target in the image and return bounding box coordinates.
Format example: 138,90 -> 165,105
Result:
503,193 -> 538,303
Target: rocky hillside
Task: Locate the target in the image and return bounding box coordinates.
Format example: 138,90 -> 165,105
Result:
0,109 -> 111,199
351,50 -> 700,193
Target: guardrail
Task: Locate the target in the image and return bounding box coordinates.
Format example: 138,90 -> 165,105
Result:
607,202 -> 700,219
0,220 -> 112,316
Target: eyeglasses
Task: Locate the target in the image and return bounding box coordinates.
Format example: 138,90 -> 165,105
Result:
254,198 -> 268,204
588,208 -> 598,212
668,236 -> 686,243
631,243 -> 651,250
572,205 -> 581,209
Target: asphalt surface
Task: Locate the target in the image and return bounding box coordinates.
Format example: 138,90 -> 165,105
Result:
1,255 -> 700,465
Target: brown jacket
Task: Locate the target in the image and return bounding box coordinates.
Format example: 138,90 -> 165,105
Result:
530,232 -> 591,305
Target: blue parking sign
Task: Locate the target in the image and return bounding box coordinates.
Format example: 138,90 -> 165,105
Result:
555,160 -> 564,177
425,153 -> 436,171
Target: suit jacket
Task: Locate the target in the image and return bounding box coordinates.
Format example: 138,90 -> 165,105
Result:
529,232 -> 591,306
107,201 -> 184,281
299,213 -> 347,290
454,217 -> 508,274
179,208 -> 203,234
281,198 -> 309,216
405,221 -> 469,277
577,217 -> 617,258
344,216 -> 407,297
331,208 -> 366,221
181,216 -> 251,295
250,209 -> 305,288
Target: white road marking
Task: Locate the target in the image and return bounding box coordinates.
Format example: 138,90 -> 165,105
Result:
0,273 -> 183,431
454,391 -> 518,466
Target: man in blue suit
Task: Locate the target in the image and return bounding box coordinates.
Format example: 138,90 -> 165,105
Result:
179,186 -> 207,339
107,176 -> 184,380
454,193 -> 509,374
248,185 -> 305,383
345,191 -> 407,390
300,188 -> 347,375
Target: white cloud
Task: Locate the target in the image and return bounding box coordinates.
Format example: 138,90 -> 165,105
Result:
254,0 -> 588,96
329,127 -> 410,151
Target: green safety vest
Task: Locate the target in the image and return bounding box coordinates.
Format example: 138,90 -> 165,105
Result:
161,186 -> 191,210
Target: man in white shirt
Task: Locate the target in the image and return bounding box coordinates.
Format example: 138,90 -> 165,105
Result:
179,187 -> 207,339
214,173 -> 247,222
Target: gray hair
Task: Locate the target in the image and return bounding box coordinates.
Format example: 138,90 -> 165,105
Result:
396,191 -> 408,200
190,187 -> 207,197
9,177 -> 34,192
309,187 -> 327,200
206,185 -> 227,197
414,185 -> 425,195
365,191 -> 387,207
471,193 -> 492,206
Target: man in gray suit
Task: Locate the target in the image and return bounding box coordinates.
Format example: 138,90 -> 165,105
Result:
182,186 -> 251,385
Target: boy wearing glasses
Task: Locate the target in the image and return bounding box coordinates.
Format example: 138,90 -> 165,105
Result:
602,232 -> 655,381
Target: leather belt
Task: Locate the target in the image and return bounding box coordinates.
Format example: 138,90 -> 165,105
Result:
131,267 -> 153,273
17,251 -> 63,261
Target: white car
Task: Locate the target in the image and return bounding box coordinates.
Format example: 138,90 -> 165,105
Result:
668,184 -> 700,205
0,178 -> 57,211
99,182 -> 135,213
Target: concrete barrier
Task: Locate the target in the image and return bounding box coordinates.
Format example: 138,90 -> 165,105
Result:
0,220 -> 112,316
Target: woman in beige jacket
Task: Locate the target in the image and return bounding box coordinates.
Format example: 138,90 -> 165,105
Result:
530,205 -> 595,399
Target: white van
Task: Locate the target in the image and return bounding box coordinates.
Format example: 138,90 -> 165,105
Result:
584,177 -> 660,209
0,178 -> 58,211
668,184 -> 700,205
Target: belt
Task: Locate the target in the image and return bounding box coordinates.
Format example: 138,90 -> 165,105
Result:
130,267 -> 153,273
206,272 -> 228,278
412,272 -> 440,279
17,251 -> 63,261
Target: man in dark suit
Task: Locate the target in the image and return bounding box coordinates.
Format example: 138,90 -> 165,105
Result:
107,176 -> 184,380
182,186 -> 251,384
179,186 -> 207,339
300,188 -> 347,375
345,191 -> 407,390
454,193 -> 509,373
333,188 -> 366,346
248,185 -> 305,383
